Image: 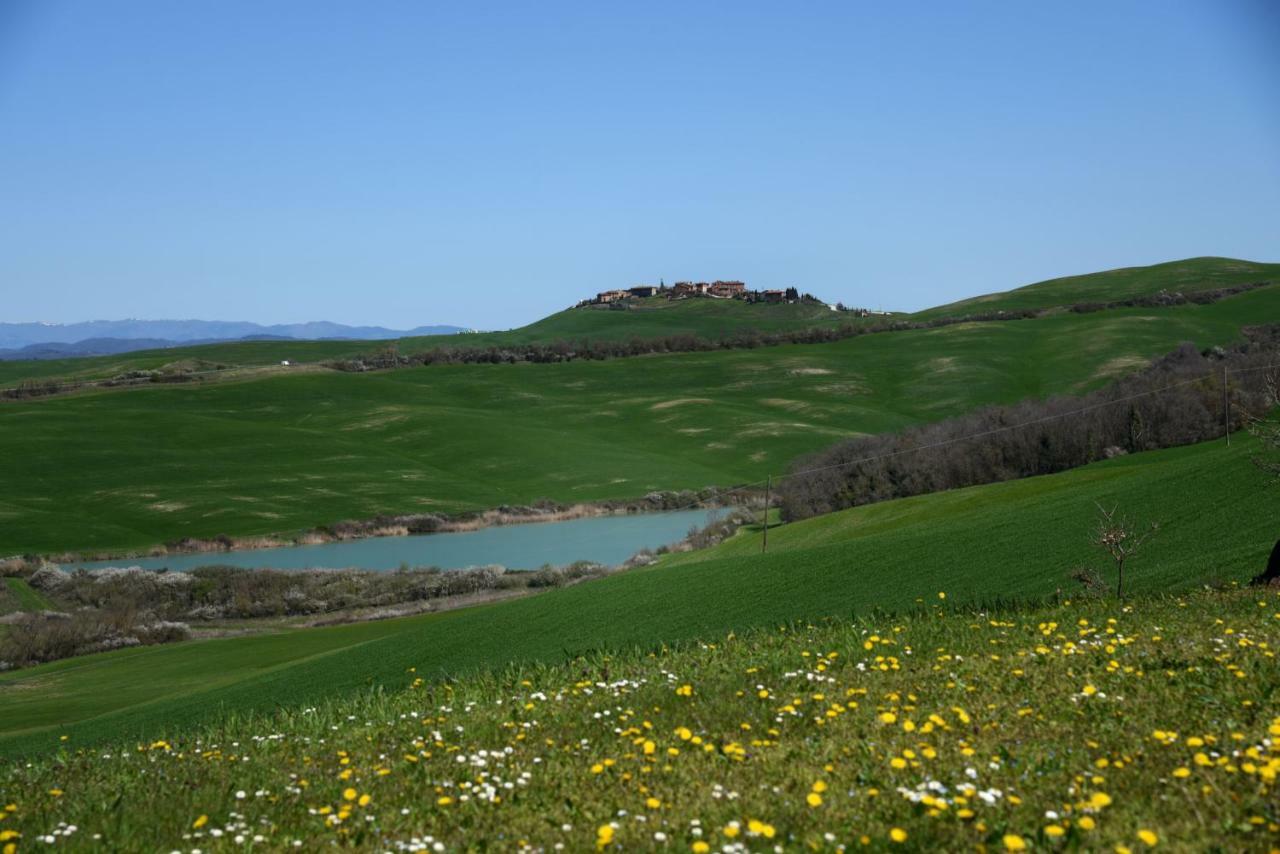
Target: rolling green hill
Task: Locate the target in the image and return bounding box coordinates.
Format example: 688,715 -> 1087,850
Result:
0,301 -> 853,388
4,257 -> 1274,391
1,430 -> 1273,757
2,286 -> 1276,556
915,256 -> 1280,319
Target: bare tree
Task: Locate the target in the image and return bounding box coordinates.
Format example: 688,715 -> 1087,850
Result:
1090,504 -> 1159,598
1248,411 -> 1280,586
1248,417 -> 1280,480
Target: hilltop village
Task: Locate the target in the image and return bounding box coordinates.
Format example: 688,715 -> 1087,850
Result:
580,281 -> 891,315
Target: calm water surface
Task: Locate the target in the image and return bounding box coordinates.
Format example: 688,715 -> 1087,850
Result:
69,508 -> 727,573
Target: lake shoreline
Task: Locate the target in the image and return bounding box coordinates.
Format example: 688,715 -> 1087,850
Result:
25,488 -> 756,568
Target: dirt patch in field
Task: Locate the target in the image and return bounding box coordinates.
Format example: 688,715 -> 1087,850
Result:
1093,355 -> 1151,380
148,501 -> 188,513
761,398 -> 810,411
651,398 -> 714,411
789,367 -> 833,376
677,427 -> 710,434
341,408 -> 411,431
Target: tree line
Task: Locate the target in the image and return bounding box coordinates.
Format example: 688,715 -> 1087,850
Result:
777,324 -> 1280,522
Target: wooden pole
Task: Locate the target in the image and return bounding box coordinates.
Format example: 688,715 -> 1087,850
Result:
1224,365 -> 1231,446
761,476 -> 771,553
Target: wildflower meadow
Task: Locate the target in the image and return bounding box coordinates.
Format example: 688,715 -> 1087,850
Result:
1,585 -> 1277,851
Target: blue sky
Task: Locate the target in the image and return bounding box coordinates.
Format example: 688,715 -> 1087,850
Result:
1,1 -> 1277,330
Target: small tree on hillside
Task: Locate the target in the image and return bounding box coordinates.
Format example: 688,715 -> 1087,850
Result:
1251,418 -> 1280,479
1247,364 -> 1280,478
1090,504 -> 1159,598
1248,370 -> 1280,584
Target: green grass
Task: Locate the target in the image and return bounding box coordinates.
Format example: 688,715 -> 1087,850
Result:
3,285 -> 1277,557
1,431 -> 1273,758
0,579 -> 53,614
405,296 -> 857,347
5,256 -> 1272,391
0,300 -> 854,388
915,256 -> 1280,318
1,586 -> 1276,851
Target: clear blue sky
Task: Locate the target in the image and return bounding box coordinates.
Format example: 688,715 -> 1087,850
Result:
1,1 -> 1277,329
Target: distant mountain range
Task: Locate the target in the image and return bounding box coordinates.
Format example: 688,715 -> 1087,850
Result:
0,320 -> 469,360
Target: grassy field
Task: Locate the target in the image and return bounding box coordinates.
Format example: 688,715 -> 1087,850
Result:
3,256 -> 1273,391
916,256 -> 1280,319
3,285 -> 1277,557
1,431 -> 1273,758
0,301 -> 855,388
1,585 -> 1276,851
0,579 -> 52,616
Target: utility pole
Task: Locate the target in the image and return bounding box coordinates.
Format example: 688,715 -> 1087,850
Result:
1224,365 -> 1231,446
761,476 -> 771,553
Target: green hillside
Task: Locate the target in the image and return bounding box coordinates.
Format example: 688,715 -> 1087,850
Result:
6,257 -> 1273,391
406,296 -> 854,346
2,286 -> 1276,556
0,300 -> 852,388
1,431 -> 1272,757
3,585 -> 1275,851
915,256 -> 1280,319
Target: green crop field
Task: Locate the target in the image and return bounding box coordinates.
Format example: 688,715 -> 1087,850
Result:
0,299 -> 853,388
1,430 -> 1273,758
3,256 -> 1274,391
916,256 -> 1280,319
1,586 -> 1276,851
3,285 -> 1277,557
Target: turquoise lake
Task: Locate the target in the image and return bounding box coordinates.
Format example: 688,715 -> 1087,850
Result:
68,508 -> 728,572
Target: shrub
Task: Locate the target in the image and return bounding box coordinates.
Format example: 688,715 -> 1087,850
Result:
779,329 -> 1280,521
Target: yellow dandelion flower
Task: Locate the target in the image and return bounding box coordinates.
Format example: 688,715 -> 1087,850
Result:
1172,767 -> 1190,778
192,815 -> 208,829
890,827 -> 908,843
646,797 -> 661,809
1137,829 -> 1158,846
358,794 -> 371,807
1078,816 -> 1097,831
1090,792 -> 1112,809
691,844 -> 709,854
1045,825 -> 1065,837
879,712 -> 897,724
807,792 -> 823,807
437,796 -> 454,806
1003,834 -> 1027,851
342,788 -> 357,802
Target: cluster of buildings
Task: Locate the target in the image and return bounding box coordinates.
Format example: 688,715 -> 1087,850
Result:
584,281 -> 894,317
592,280 -> 792,305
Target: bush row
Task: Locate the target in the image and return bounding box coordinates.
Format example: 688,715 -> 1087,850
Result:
778,325 -> 1280,521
